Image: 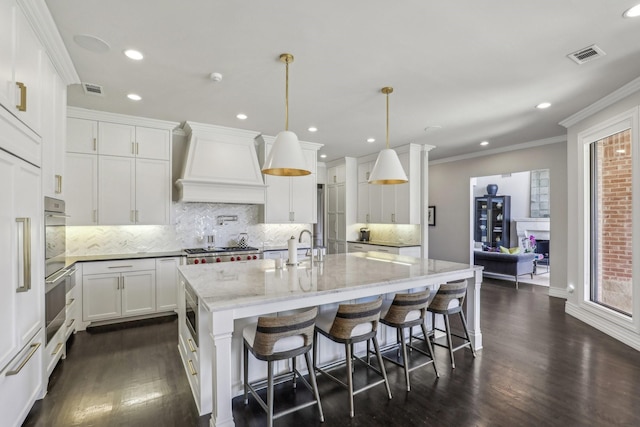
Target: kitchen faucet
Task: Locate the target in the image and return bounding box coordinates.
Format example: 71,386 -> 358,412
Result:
299,229 -> 314,267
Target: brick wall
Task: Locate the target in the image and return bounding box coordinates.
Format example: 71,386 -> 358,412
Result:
596,129 -> 632,314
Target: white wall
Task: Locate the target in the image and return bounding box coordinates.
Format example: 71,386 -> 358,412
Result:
565,85 -> 640,351
428,142 -> 567,295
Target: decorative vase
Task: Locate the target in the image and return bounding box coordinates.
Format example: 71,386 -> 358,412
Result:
486,184 -> 498,196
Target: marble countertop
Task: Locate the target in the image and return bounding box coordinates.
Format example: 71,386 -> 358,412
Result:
178,252 -> 480,312
347,241 -> 420,248
65,250 -> 185,267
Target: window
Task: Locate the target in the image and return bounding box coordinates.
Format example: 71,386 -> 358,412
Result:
589,129 -> 632,316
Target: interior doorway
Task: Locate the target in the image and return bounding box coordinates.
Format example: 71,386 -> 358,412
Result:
470,170 -> 550,287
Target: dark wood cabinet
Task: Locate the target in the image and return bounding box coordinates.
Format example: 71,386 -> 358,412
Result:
474,195 -> 511,248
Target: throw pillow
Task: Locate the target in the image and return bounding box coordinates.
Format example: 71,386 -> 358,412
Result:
499,246 -> 521,254
499,246 -> 510,254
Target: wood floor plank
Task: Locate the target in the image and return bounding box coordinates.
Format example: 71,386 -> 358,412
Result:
24,279 -> 640,426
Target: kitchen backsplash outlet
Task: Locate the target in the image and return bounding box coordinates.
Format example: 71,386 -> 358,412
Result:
66,202 -> 311,256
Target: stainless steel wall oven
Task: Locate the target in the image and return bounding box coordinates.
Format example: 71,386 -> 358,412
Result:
44,197 -> 72,344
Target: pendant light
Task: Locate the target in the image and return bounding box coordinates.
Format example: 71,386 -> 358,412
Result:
262,53 -> 311,176
368,87 -> 408,185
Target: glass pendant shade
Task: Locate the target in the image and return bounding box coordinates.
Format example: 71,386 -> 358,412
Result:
368,148 -> 408,184
262,130 -> 310,176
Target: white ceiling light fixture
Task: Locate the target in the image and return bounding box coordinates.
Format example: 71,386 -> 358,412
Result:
623,4 -> 640,17
236,113 -> 248,120
368,87 -> 408,185
127,93 -> 142,101
536,102 -> 552,109
124,49 -> 144,60
262,53 -> 311,176
367,138 -> 375,143
480,141 -> 489,146
308,126 -> 318,132
320,154 -> 327,158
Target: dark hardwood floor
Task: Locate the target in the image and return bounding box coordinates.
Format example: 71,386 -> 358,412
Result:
24,279 -> 640,427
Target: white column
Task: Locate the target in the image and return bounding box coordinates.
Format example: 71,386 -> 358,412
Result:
209,310 -> 236,427
466,269 -> 483,350
420,145 -> 436,259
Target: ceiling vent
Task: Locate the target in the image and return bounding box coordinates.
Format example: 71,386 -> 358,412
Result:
82,82 -> 105,96
567,44 -> 606,65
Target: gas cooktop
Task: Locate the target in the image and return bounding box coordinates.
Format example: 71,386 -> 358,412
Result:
184,247 -> 260,255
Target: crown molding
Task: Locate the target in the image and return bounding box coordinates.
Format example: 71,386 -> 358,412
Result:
429,135 -> 566,165
67,107 -> 180,130
560,75 -> 640,128
18,0 -> 80,85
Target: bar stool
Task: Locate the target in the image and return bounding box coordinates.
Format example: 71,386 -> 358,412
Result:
380,290 -> 439,391
243,307 -> 324,427
313,297 -> 392,418
427,280 -> 477,369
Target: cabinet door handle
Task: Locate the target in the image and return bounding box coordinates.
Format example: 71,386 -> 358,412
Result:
67,318 -> 75,328
15,218 -> 31,292
93,138 -> 97,151
187,338 -> 197,353
55,175 -> 62,194
15,82 -> 27,111
188,359 -> 197,376
391,213 -> 396,223
366,214 -> 370,223
67,298 -> 75,306
52,342 -> 64,356
93,209 -> 97,223
365,171 -> 370,180
6,343 -> 40,376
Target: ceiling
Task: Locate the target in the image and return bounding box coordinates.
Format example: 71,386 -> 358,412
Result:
46,0 -> 640,162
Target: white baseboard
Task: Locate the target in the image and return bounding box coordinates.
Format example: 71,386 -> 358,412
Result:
565,302 -> 640,351
548,287 -> 567,299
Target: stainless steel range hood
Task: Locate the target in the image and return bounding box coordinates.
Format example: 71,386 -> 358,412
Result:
175,122 -> 266,204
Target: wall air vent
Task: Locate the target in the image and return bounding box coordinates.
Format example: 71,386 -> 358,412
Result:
567,44 -> 606,65
82,82 -> 105,96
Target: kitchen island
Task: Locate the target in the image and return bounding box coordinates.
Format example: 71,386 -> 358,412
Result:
177,252 -> 483,427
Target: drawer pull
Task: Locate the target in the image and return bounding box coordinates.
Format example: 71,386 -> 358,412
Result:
67,298 -> 75,306
6,343 -> 40,376
108,265 -> 133,269
52,342 -> 64,356
16,81 -> 27,111
67,318 -> 75,328
93,137 -> 97,151
187,338 -> 196,353
188,359 -> 197,376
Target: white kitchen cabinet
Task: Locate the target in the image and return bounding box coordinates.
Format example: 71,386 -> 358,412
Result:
356,161 -> 383,223
45,323 -> 65,377
0,0 -> 14,108
65,152 -> 98,225
41,55 -> 66,198
257,135 -> 321,224
82,259 -> 156,322
64,266 -> 81,340
99,122 -> 170,160
326,158 -> 357,254
98,155 -> 135,225
327,164 -> 346,184
66,117 -> 97,154
156,257 -> 182,312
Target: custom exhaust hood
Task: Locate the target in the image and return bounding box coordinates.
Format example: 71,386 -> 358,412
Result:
175,122 -> 266,204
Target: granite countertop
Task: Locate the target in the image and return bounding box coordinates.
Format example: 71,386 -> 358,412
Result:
347,240 -> 420,248
65,250 -> 185,267
263,245 -> 311,252
178,252 -> 480,312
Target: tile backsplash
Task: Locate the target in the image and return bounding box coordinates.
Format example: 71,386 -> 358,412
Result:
66,202 -> 311,256
357,223 -> 421,245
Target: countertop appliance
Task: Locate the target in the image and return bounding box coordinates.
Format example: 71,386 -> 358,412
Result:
184,246 -> 262,265
359,227 -> 370,242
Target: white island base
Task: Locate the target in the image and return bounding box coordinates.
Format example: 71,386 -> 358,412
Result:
177,252 -> 483,427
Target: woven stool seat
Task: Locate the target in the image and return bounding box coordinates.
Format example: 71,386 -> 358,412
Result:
313,297 -> 392,418
243,307 -> 323,427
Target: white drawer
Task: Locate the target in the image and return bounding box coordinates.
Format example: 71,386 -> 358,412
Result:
82,258 -> 156,275
45,327 -> 66,377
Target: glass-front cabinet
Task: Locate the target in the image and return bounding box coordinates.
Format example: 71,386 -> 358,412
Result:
474,195 -> 511,248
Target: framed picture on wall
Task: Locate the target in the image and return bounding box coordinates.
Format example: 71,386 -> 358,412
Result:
428,206 -> 436,226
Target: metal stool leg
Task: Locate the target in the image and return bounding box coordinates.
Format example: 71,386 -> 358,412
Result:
443,314 -> 456,369
345,343 -> 355,417
399,327 -> 411,391
372,336 -> 392,399
459,311 -> 477,357
420,322 -> 439,378
243,342 -> 249,404
292,355 -> 297,389
304,351 -> 324,422
267,361 -> 274,427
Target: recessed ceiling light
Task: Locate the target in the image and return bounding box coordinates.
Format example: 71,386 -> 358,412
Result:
127,93 -> 142,101
124,49 -> 144,60
623,4 -> 640,17
480,141 -> 489,146
320,154 -> 327,158
308,126 -> 318,132
536,102 -> 552,109
367,138 -> 375,143
236,113 -> 248,120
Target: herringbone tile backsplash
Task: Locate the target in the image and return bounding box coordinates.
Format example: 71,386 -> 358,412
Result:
67,202 -> 310,256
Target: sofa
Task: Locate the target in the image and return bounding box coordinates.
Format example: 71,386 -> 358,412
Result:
473,251 -> 536,289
